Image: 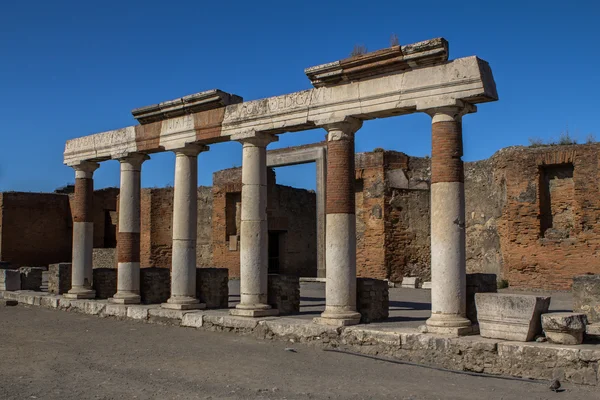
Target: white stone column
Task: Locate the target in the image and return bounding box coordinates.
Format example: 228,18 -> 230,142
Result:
314,118 -> 363,326
65,161 -> 99,299
110,153 -> 149,304
162,144 -> 208,310
425,106 -> 473,336
230,132 -> 279,317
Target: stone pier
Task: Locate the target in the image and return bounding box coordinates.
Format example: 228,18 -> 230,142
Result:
64,161 -> 99,299
111,153 -> 148,304
230,132 -> 279,317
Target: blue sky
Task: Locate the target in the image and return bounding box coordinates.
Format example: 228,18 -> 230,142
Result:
1,1 -> 598,191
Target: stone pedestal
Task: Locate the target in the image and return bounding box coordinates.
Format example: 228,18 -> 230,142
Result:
573,274 -> 600,324
0,270 -> 20,291
230,133 -> 279,318
314,119 -> 362,327
196,268 -> 229,309
141,267 -> 170,304
356,278 -> 389,323
48,263 -> 71,295
93,268 -> 117,299
268,274 -> 300,315
476,293 -> 550,341
19,267 -> 45,291
542,312 -> 587,345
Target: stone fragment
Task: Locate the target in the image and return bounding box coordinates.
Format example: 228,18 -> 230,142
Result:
0,269 -> 21,291
542,312 -> 587,345
466,273 -> 497,324
401,277 -> 420,288
268,274 -> 300,315
476,293 -> 550,341
356,278 -> 389,323
572,275 -> 600,324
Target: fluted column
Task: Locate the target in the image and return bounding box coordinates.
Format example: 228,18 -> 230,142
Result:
110,153 -> 149,304
230,132 -> 279,317
162,144 -> 208,310
425,106 -> 473,336
65,161 -> 99,299
314,118 -> 362,326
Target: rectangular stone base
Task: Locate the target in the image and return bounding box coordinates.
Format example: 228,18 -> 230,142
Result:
425,325 -> 474,336
587,323 -> 600,338
109,297 -> 141,305
161,302 -> 206,310
63,292 -> 95,300
313,316 -> 360,327
229,308 -> 279,318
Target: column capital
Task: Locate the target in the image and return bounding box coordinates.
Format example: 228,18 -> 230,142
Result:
72,161 -> 100,179
118,153 -> 150,169
323,117 -> 363,141
172,144 -> 209,157
422,101 -> 477,124
231,132 -> 279,147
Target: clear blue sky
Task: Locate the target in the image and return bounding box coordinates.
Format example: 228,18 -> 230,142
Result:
1,1 -> 598,192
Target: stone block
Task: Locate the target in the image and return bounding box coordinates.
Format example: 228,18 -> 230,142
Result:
356,278 -> 389,323
573,275 -> 600,324
181,312 -> 204,328
401,277 -> 420,288
196,268 -> 228,309
41,271 -> 49,292
102,304 -> 128,318
19,267 -> 45,291
586,323 -> 600,339
148,308 -> 187,325
421,281 -> 432,289
542,312 -> 587,345
48,263 -> 71,295
0,270 -> 21,291
92,268 -> 117,299
127,305 -> 150,320
140,267 -> 170,304
466,273 -> 497,324
476,293 -> 550,341
267,274 -> 300,315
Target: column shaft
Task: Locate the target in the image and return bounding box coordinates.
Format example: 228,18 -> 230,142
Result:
314,119 -> 362,327
230,133 -> 279,318
315,148 -> 327,279
162,145 -> 207,310
65,161 -> 99,299
426,108 -> 472,335
111,154 -> 148,304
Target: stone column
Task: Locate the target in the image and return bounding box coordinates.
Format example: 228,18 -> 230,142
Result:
315,147 -> 327,279
314,118 -> 362,326
65,161 -> 99,299
110,153 -> 149,304
230,132 -> 279,317
162,144 -> 208,310
425,106 -> 473,335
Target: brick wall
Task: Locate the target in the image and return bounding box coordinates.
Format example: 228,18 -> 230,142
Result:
0,192 -> 72,266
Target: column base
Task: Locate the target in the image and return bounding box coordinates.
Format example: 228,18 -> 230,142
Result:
64,288 -> 95,299
313,310 -> 361,327
161,302 -> 206,310
229,308 -> 279,318
109,294 -> 141,305
425,314 -> 473,336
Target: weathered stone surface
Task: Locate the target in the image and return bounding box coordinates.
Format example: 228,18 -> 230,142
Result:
587,324 -> 600,339
356,278 -> 389,323
203,312 -> 259,330
196,268 -> 228,309
267,274 -> 300,315
181,312 -> 204,328
0,270 -> 21,291
19,267 -> 45,291
40,295 -> 60,309
401,277 -> 420,288
466,273 -> 497,324
261,318 -> 338,342
573,275 -> 600,323
140,267 -> 170,304
476,293 -> 550,341
102,304 -> 128,318
127,305 -> 151,320
148,308 -> 188,325
92,248 -> 116,269
542,312 -> 588,345
92,268 -> 117,299
48,263 -> 71,295
0,299 -> 17,306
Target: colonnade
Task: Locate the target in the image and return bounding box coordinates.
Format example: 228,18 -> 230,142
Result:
66,106 -> 473,333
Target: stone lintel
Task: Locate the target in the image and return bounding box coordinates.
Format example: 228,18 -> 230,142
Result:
305,37 -> 449,87
132,89 -> 243,124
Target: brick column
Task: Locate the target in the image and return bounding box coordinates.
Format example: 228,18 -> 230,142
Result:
110,153 -> 149,304
65,161 -> 99,299
230,132 -> 279,317
425,106 -> 472,336
314,118 -> 363,326
162,144 -> 208,310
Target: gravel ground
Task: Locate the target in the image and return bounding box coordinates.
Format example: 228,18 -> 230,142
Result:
1,305 -> 598,400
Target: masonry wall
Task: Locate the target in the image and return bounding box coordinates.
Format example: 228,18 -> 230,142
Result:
0,192 -> 72,266
212,167 -> 317,278
68,188 -> 119,249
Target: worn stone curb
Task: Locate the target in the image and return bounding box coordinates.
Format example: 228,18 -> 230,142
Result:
3,290 -> 600,386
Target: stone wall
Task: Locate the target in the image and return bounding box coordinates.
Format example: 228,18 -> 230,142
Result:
140,267 -> 170,304
92,248 -> 116,269
92,268 -> 117,299
69,188 -> 119,249
212,168 -> 317,278
356,278 -> 389,323
196,268 -> 228,309
267,274 -> 300,315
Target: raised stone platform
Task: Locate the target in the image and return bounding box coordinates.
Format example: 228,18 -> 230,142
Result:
2,289 -> 599,387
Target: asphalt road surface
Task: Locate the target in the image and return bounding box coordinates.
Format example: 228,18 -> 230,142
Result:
1,305 -> 598,400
